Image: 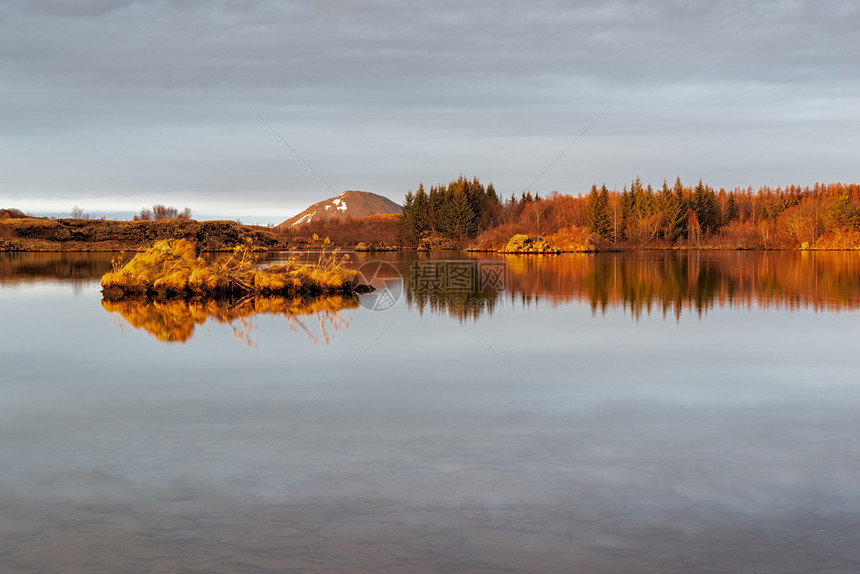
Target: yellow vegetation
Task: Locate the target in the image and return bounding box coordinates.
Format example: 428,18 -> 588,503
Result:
544,226 -> 594,252
499,234 -> 560,254
101,238 -> 361,296
102,295 -> 357,344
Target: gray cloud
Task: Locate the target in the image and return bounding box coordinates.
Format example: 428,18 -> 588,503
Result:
2,0 -> 858,218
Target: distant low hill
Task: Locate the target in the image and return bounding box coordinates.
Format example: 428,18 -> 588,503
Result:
277,190 -> 401,229
1,208 -> 38,220
0,218 -> 281,252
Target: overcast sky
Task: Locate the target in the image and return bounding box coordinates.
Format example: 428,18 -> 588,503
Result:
2,0 -> 858,222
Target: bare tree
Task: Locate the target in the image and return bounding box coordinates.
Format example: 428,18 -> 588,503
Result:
133,205 -> 191,221
70,205 -> 88,219
152,204 -> 178,220
133,208 -> 153,221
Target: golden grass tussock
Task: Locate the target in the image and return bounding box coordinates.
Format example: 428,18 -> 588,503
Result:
101,238 -> 363,296
499,234 -> 560,254
102,295 -> 358,344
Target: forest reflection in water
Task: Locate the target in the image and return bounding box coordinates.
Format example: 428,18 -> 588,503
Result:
4,250 -> 860,338
407,250 -> 860,320
102,295 -> 356,345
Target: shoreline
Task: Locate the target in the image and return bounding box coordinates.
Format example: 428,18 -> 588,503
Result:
2,217 -> 858,253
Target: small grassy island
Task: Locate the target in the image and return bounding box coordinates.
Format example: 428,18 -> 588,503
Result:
101,238 -> 369,298
499,234 -> 560,254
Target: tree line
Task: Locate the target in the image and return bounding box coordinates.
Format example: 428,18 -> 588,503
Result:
399,177 -> 860,249
581,178 -> 859,248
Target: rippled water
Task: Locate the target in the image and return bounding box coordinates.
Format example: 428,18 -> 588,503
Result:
2,250 -> 859,573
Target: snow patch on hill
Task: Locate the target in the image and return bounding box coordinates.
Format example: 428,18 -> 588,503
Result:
278,191 -> 400,228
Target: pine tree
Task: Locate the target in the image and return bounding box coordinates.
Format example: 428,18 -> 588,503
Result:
397,190 -> 416,245
586,184 -> 610,238
628,177 -> 655,224
412,184 -> 430,237
691,179 -> 718,234
725,191 -> 738,223
659,179 -> 687,241
620,185 -> 633,239
826,192 -> 858,231
440,190 -> 476,240
598,185 -> 611,237
478,182 -> 502,231
426,184 -> 443,232
464,176 -> 488,227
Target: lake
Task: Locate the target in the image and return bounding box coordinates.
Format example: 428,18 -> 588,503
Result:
2,250 -> 860,573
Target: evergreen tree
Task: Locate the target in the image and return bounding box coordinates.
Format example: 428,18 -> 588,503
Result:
397,190 -> 416,244
464,176 -> 488,227
440,190 -> 476,240
598,185 -> 611,236
672,177 -> 688,238
658,178 -> 687,241
585,184 -> 610,238
478,182 -> 502,231
486,182 -> 498,202
691,179 -> 718,234
628,177 -> 655,224
412,184 -> 430,237
725,191 -> 738,223
426,184 -> 444,232
620,185 -> 633,238
826,192 -> 858,230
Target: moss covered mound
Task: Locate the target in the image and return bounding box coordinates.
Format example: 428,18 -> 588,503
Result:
101,239 -> 364,297
500,234 -> 560,254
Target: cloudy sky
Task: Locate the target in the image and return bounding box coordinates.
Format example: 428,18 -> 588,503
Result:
2,0 -> 858,222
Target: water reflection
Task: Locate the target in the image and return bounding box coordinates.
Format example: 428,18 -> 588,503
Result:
102,295 -> 356,345
0,252 -> 113,286
4,250 -> 860,572
5,250 -> 860,325
406,258 -> 507,318
404,251 -> 860,320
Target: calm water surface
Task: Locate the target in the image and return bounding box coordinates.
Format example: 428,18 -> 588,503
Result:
1,250 -> 859,573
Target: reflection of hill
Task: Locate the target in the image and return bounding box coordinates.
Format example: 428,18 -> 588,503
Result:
0,252 -> 113,285
406,252 -> 860,320
102,295 -> 357,344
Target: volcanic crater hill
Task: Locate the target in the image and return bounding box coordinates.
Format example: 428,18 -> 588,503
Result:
276,190 -> 402,229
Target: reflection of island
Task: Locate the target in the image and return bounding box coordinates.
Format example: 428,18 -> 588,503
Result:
102,295 -> 356,345
405,251 -> 860,320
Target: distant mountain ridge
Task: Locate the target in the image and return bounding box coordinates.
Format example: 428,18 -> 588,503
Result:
278,190 -> 401,228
